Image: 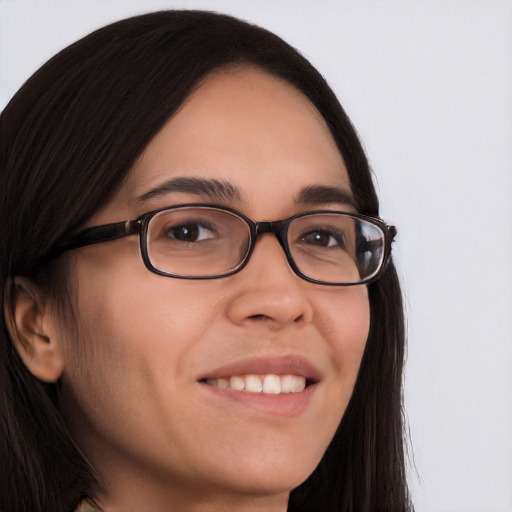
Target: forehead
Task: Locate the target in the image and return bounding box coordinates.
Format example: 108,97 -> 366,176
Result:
112,67 -> 352,217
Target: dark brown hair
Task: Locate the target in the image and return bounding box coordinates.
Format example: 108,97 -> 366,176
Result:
0,10 -> 411,512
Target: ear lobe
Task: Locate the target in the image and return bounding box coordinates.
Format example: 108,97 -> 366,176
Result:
4,277 -> 65,383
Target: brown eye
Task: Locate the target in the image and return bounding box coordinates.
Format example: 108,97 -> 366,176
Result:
301,229 -> 345,248
164,222 -> 215,242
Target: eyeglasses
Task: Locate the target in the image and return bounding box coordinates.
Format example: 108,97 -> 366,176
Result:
56,204 -> 396,286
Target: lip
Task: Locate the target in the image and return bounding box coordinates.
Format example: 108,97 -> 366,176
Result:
199,382 -> 317,417
197,355 -> 321,418
198,354 -> 322,382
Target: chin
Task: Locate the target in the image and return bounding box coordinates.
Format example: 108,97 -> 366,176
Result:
203,448 -> 321,498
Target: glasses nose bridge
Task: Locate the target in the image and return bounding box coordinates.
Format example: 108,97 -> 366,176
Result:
253,219 -> 289,253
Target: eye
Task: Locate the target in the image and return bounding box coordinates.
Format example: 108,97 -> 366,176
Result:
301,229 -> 345,248
164,221 -> 216,242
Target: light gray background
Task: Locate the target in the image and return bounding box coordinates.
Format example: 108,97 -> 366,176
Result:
1,1 -> 511,510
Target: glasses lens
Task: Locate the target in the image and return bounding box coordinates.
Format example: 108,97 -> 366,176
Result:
146,207 -> 251,277
288,213 -> 385,284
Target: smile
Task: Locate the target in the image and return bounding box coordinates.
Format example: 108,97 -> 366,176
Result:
205,374 -> 306,394
198,357 -> 320,417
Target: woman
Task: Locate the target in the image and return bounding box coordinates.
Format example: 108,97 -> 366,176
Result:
0,10 -> 411,512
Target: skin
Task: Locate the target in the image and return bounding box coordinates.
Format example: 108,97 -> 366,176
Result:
44,68 -> 370,511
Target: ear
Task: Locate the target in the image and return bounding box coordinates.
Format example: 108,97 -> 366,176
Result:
4,277 -> 65,382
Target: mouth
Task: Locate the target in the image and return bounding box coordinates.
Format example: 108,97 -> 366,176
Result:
200,374 -> 313,395
196,356 -> 321,416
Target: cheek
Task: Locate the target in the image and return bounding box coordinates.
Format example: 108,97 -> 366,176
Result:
316,285 -> 370,391
60,272 -> 227,466
61,259 -> 220,415
72,244 -> 218,348
69,272 -> 221,379
318,286 -> 370,364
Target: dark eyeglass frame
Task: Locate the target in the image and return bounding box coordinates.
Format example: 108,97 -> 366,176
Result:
55,203 -> 396,286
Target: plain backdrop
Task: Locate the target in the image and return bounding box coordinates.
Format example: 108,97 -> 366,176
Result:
1,1 -> 511,511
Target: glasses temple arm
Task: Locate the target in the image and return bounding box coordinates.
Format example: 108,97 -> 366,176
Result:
55,220 -> 141,252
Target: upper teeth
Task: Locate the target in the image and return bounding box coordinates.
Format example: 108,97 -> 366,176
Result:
206,374 -> 306,394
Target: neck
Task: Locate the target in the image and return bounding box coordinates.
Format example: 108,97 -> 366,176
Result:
91,480 -> 290,512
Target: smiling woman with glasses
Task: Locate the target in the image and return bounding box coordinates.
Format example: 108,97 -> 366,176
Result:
0,10 -> 411,512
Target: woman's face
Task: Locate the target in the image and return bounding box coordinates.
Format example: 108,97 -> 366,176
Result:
59,68 -> 370,510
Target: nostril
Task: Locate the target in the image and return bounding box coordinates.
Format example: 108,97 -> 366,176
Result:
248,314 -> 269,321
248,311 -> 306,324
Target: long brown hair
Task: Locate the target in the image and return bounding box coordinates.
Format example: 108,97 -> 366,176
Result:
0,10 -> 411,511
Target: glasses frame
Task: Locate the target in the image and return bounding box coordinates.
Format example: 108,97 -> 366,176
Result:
56,203 -> 396,286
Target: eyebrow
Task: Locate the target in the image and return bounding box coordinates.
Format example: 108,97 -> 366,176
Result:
295,185 -> 357,209
137,177 -> 242,203
136,176 -> 356,209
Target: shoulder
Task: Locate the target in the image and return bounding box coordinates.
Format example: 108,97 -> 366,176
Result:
75,497 -> 103,512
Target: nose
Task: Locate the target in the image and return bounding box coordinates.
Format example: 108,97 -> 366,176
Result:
225,234 -> 314,329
